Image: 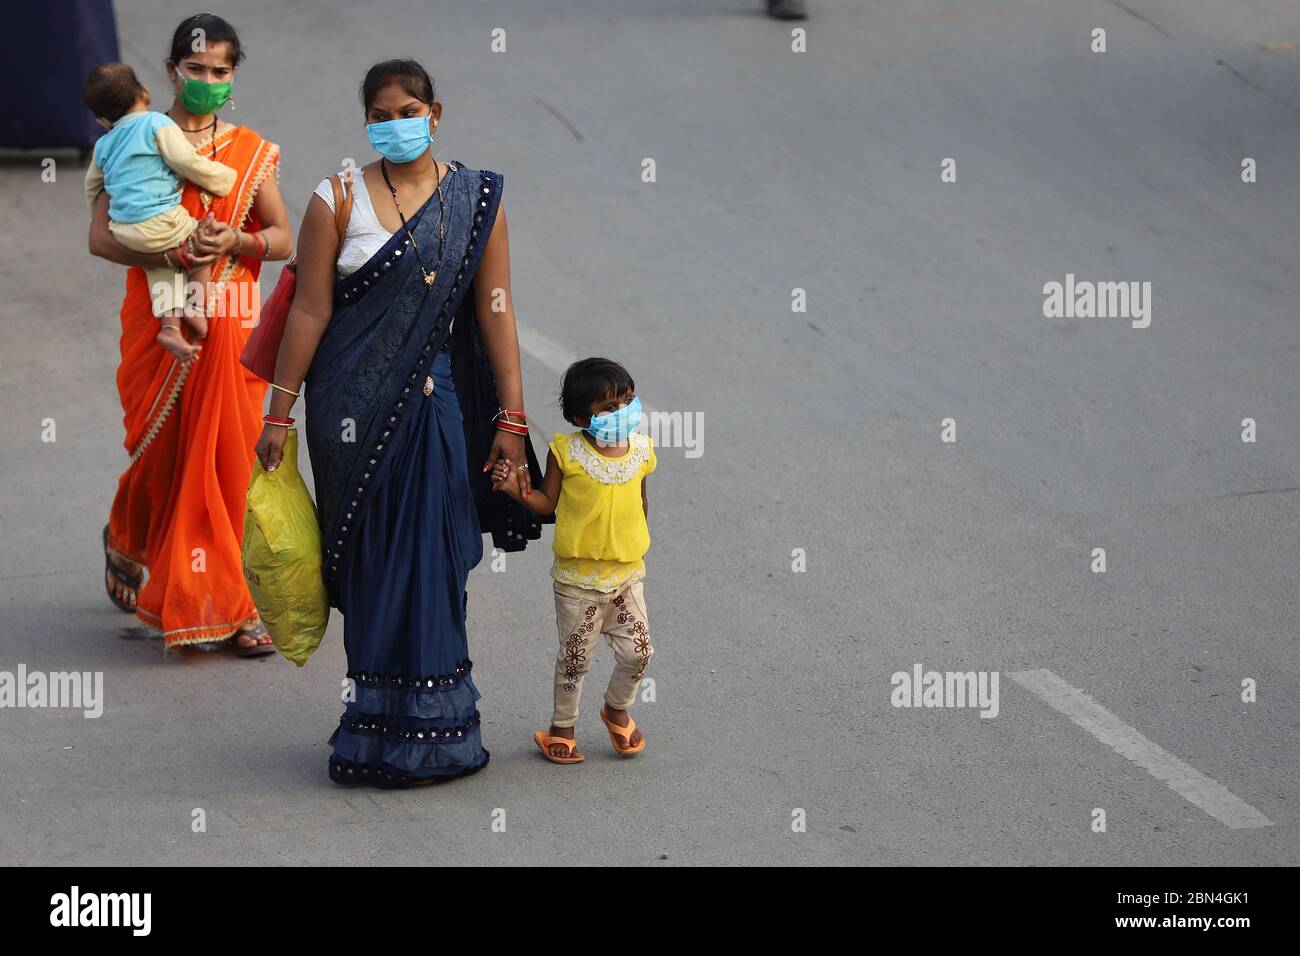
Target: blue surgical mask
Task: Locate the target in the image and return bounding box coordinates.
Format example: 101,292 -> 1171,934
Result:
586,396 -> 642,444
366,116 -> 432,163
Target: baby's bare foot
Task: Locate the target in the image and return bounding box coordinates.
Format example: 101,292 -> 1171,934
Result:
156,325 -> 199,362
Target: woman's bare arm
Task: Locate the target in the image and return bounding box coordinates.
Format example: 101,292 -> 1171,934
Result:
249,173 -> 293,261
472,204 -> 526,410
472,203 -> 534,495
88,191 -> 217,269
265,194 -> 340,418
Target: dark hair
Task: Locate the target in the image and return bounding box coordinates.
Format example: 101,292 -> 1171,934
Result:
360,59 -> 436,110
168,13 -> 244,68
560,358 -> 636,425
83,62 -> 145,122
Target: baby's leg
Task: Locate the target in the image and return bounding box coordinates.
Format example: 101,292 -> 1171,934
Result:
182,262 -> 211,339
141,264 -> 198,361
155,318 -> 199,361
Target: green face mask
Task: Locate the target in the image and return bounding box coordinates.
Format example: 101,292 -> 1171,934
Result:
180,77 -> 231,114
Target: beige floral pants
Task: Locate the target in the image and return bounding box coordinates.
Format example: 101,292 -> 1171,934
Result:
550,578 -> 653,728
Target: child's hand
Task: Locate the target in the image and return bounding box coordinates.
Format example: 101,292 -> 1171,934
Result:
490,458 -> 519,498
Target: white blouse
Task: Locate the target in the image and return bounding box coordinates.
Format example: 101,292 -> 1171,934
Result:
312,172 -> 392,279
312,165 -> 462,336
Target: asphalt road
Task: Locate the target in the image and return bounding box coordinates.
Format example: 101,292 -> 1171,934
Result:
1,0 -> 1298,865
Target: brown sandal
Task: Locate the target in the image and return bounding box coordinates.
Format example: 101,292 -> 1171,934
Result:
102,525 -> 142,613
232,621 -> 276,658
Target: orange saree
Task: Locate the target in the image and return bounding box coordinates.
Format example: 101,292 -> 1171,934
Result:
105,125 -> 278,650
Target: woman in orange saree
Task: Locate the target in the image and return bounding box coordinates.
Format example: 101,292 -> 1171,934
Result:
89,14 -> 292,654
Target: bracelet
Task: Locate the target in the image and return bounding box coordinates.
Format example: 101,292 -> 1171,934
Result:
269,382 -> 300,398
492,407 -> 527,424
163,250 -> 177,270
263,415 -> 295,427
172,245 -> 192,272
495,421 -> 529,436
254,231 -> 269,259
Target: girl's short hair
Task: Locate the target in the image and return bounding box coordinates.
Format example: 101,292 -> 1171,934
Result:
361,59 -> 436,110
168,13 -> 244,68
560,358 -> 636,425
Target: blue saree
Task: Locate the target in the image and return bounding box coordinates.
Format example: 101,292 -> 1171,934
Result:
304,162 -> 547,788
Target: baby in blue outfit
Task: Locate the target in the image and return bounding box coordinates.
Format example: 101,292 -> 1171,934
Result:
83,63 -> 236,360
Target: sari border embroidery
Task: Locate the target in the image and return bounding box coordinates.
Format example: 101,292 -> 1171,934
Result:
337,709 -> 482,742
232,139 -> 280,233
328,750 -> 489,788
322,165 -> 504,588
128,358 -> 190,463
347,658 -> 474,688
105,539 -> 146,568
134,608 -> 260,649
125,133 -> 278,466
210,137 -> 280,293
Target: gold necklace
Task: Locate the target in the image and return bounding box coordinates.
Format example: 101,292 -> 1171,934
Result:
380,158 -> 447,287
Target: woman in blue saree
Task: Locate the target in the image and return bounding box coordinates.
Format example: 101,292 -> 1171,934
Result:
255,59 -> 547,787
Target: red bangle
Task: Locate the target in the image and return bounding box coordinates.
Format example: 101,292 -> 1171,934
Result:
495,421 -> 528,435
263,415 -> 295,427
253,231 -> 268,259
493,407 -> 527,425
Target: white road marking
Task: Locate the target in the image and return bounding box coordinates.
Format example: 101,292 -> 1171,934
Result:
515,320 -> 577,375
1010,669 -> 1274,829
515,319 -> 660,415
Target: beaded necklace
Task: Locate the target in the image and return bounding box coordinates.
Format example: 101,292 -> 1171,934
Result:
380,157 -> 447,287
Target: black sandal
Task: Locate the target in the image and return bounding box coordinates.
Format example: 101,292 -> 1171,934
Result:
102,525 -> 142,613
231,621 -> 277,658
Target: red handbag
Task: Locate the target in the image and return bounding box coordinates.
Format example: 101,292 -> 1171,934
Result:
241,171 -> 354,382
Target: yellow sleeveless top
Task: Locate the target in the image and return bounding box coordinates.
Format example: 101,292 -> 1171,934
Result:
547,430 -> 657,592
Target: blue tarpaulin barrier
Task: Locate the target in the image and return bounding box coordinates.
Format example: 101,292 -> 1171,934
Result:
4,2 -> 120,149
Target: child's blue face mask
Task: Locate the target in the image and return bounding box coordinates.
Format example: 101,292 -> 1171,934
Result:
366,116 -> 432,164
586,396 -> 642,444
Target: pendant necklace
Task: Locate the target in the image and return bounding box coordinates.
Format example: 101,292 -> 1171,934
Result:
381,157 -> 446,287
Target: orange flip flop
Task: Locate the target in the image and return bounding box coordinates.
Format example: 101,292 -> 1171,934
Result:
600,705 -> 646,756
533,730 -> 585,764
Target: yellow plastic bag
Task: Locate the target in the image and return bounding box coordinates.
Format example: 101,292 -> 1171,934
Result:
241,428 -> 329,666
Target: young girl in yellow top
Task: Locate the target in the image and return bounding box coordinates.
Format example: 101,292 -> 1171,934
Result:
491,358 -> 656,764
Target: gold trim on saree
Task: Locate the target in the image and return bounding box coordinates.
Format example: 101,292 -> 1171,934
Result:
125,133 -> 280,466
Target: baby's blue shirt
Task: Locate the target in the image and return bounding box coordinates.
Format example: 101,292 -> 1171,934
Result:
92,111 -> 183,224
